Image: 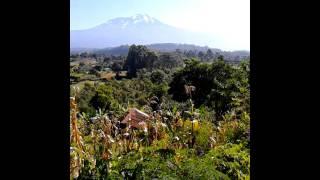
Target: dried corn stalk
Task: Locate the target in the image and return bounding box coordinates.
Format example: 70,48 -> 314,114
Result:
70,97 -> 85,179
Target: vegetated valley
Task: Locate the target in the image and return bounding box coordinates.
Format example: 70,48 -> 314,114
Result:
70,44 -> 250,179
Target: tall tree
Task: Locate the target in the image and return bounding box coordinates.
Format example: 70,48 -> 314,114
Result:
205,49 -> 214,61
198,51 -> 205,61
125,45 -> 158,77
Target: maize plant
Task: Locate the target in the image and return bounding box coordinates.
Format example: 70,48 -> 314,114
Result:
70,97 -> 94,179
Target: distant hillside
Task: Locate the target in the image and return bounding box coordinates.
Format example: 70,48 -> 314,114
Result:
71,43 -> 249,61
147,43 -> 221,53
70,48 -> 98,54
81,43 -> 232,55
94,45 -> 130,56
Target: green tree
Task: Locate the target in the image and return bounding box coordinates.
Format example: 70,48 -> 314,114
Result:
205,49 -> 214,60
77,83 -> 96,115
125,45 -> 158,77
168,58 -> 212,105
206,58 -> 234,120
111,62 -> 122,73
155,52 -> 183,69
169,58 -> 249,120
150,70 -> 166,84
89,84 -> 115,113
198,51 -> 205,60
151,83 -> 168,99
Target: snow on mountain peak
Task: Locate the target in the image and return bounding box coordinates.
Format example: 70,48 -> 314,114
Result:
94,14 -> 160,30
131,14 -> 155,24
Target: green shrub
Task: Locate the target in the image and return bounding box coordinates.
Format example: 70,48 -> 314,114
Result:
150,70 -> 166,84
89,84 -> 115,112
195,120 -> 214,151
77,83 -> 96,116
151,83 -> 168,99
207,143 -> 250,180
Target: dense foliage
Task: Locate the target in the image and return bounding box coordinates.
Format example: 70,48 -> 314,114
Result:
70,45 -> 250,179
169,57 -> 249,120
71,43 -> 249,62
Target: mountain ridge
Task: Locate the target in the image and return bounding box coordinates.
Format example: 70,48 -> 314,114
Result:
70,14 -> 220,49
70,43 -> 249,61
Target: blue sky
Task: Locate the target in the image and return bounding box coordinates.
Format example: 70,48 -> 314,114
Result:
71,0 -> 250,50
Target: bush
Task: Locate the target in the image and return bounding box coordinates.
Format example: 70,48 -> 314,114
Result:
169,58 -> 249,121
207,143 -> 250,180
195,120 -> 214,151
77,83 -> 96,116
216,111 -> 250,145
89,84 -> 116,112
150,70 -> 166,84
151,83 -> 168,99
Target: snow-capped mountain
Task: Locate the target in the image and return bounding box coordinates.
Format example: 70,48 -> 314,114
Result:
93,14 -> 162,30
70,14 -> 217,49
100,14 -> 156,25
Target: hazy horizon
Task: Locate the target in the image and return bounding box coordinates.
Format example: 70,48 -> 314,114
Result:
71,0 -> 250,51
